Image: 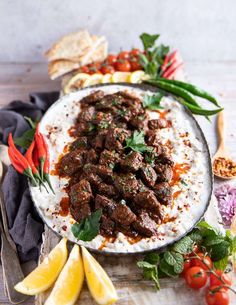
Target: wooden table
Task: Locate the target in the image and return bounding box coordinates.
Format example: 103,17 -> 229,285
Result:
0,62 -> 236,304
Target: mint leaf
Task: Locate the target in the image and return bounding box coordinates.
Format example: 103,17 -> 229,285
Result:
143,93 -> 164,110
163,251 -> 184,274
159,258 -> 178,277
172,236 -> 193,254
137,261 -> 160,290
152,44 -> 170,65
188,229 -> 203,244
140,33 -> 160,50
71,209 -> 102,241
210,241 -> 230,261
125,131 -> 152,153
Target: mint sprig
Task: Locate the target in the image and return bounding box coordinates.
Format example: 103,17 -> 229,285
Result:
142,93 -> 164,110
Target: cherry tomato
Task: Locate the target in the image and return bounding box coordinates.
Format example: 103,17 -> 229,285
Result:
205,286 -> 229,305
118,51 -> 130,60
130,59 -> 142,71
88,62 -> 102,73
210,270 -> 232,289
191,252 -> 213,270
100,65 -> 115,74
184,266 -> 207,289
130,48 -> 141,57
106,54 -> 117,66
115,60 -> 131,72
181,259 -> 191,276
80,65 -> 90,74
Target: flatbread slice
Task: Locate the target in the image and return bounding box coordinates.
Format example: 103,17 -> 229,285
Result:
48,60 -> 81,80
45,30 -> 92,61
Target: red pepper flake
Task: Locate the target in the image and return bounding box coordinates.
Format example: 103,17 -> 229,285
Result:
62,225 -> 67,231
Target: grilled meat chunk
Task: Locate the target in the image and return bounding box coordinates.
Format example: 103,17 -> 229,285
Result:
148,118 -> 169,129
70,203 -> 91,222
145,130 -> 160,147
98,183 -> 117,197
154,182 -> 172,206
69,179 -> 93,206
99,150 -> 119,167
77,106 -> 95,122
85,148 -> 98,164
105,127 -> 131,152
134,190 -> 163,218
59,149 -> 85,176
114,173 -> 139,200
95,194 -> 116,214
111,204 -> 137,226
70,137 -> 88,150
80,90 -> 105,105
140,164 -> 157,187
100,215 -> 115,236
155,163 -> 173,182
133,210 -> 158,237
120,151 -> 143,172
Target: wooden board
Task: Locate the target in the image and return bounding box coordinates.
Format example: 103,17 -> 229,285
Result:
0,62 -> 236,305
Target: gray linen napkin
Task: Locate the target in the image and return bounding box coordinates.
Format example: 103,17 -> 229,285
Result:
0,92 -> 59,262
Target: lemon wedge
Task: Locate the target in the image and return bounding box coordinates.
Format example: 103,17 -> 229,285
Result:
45,245 -> 84,305
64,73 -> 90,94
111,72 -> 131,83
129,70 -> 147,83
102,73 -> 112,83
81,246 -> 118,305
83,73 -> 103,87
14,238 -> 68,295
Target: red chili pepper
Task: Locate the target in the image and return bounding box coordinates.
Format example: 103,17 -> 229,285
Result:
33,144 -> 39,169
34,124 -> 55,194
25,141 -> 38,175
162,61 -> 183,79
8,133 -> 37,185
35,124 -> 46,179
161,50 -> 178,73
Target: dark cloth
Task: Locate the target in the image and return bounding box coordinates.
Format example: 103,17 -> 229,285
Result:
0,92 -> 59,262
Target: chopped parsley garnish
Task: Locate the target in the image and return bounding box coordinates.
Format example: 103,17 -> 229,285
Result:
88,122 -> 96,132
180,179 -> 188,187
71,209 -> 102,241
143,93 -> 164,110
99,121 -> 109,129
125,131 -> 152,153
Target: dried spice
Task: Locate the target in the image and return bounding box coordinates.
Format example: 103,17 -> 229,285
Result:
213,157 -> 236,178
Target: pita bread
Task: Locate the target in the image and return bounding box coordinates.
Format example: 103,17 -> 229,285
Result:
45,30 -> 92,61
48,60 -> 81,80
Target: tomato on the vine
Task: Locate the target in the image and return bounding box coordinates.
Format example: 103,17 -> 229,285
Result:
184,266 -> 207,289
100,65 -> 115,74
181,259 -> 191,276
191,252 -> 213,270
130,48 -> 141,57
118,51 -> 130,60
130,59 -> 142,71
115,60 -> 131,72
205,286 -> 229,305
80,65 -> 90,74
106,54 -> 117,66
210,270 -> 232,289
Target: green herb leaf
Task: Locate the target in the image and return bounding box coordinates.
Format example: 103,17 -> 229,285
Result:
143,93 -> 164,110
144,252 -> 160,265
210,241 -> 230,261
137,261 -> 160,290
159,258 -> 178,277
188,229 -> 203,244
214,257 -> 228,271
24,116 -> 37,128
125,131 -> 152,153
14,128 -> 36,149
71,209 -> 102,241
172,236 -> 193,254
140,33 -> 160,50
163,251 -> 184,274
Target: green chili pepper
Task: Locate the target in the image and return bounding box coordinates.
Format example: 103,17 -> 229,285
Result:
145,79 -> 200,107
179,100 -> 223,116
156,77 -> 220,107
